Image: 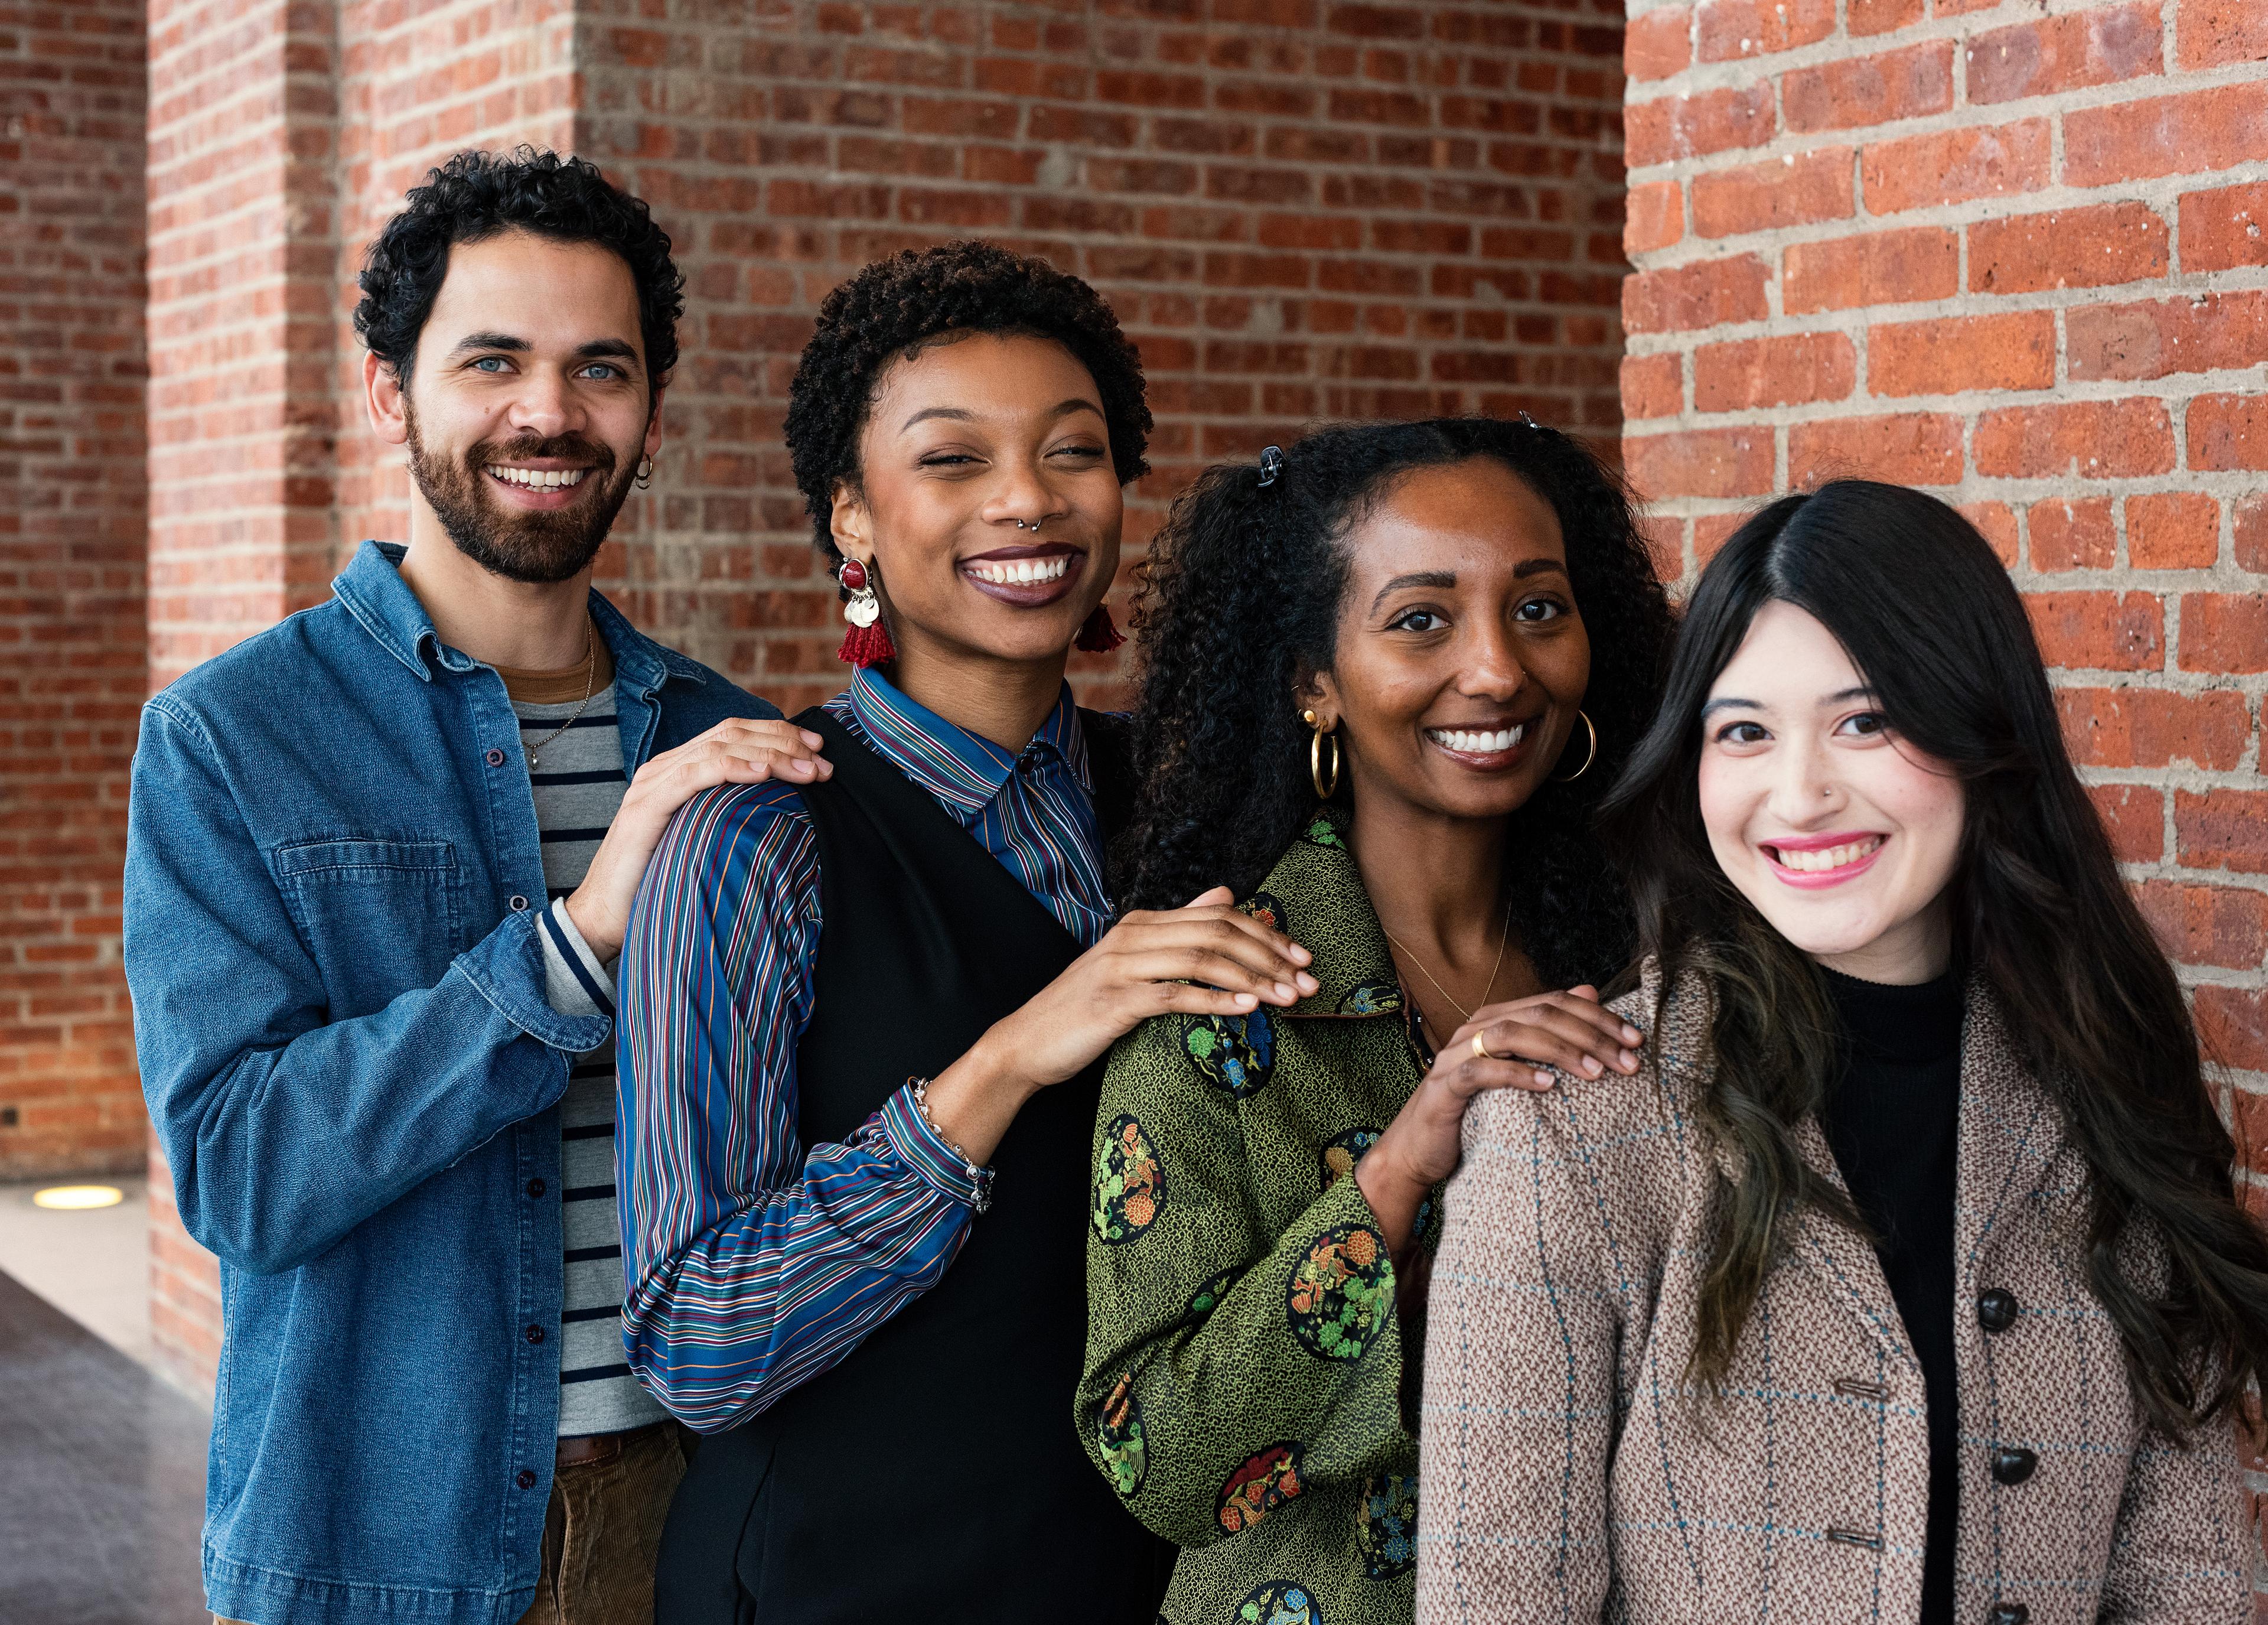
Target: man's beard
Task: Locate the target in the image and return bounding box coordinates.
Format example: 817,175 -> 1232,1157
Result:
405,404 -> 638,585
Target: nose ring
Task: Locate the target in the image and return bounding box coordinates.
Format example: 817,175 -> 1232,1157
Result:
1015,516 -> 1046,531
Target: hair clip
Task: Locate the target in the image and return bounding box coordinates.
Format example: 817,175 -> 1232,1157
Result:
1517,412 -> 1539,428
1256,445 -> 1284,487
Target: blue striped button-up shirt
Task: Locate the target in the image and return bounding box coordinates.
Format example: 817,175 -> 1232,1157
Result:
617,667 -> 1110,1431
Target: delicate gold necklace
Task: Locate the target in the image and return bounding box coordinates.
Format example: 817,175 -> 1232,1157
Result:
1380,895 -> 1514,1028
521,620 -> 597,771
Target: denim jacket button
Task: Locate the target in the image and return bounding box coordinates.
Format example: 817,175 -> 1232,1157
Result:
509,894 -> 529,911
526,1178 -> 546,1198
485,748 -> 505,767
515,1469 -> 537,1490
524,1323 -> 546,1345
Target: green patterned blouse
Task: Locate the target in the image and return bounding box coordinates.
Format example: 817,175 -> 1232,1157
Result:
1078,806 -> 1436,1625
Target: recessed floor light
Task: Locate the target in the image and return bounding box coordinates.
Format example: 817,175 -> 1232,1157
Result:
32,1185 -> 125,1211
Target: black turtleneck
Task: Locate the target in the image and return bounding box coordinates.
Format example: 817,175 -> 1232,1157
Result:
1817,965 -> 1963,1625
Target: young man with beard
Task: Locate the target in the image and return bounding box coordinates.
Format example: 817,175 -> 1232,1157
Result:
123,149 -> 826,1625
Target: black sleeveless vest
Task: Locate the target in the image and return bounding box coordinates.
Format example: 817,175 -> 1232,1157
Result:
654,705 -> 1172,1624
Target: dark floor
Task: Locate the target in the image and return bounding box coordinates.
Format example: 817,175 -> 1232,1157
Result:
0,1269 -> 209,1625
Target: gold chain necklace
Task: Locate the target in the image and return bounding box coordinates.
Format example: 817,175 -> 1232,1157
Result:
1380,895 -> 1514,1028
521,620 -> 597,771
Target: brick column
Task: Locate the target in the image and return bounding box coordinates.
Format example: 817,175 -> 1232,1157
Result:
144,0 -> 344,1390
0,0 -> 148,1177
145,0 -> 342,690
1621,0 -> 2267,1580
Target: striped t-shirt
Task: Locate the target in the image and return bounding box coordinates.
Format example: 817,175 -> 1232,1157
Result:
501,641 -> 666,1439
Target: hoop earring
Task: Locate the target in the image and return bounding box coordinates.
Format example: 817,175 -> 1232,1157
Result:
634,455 -> 654,489
1303,709 -> 1340,800
1552,710 -> 1598,782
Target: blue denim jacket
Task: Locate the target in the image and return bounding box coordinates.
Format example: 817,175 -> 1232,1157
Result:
123,542 -> 777,1625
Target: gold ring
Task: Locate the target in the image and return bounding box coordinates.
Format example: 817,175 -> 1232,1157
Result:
1471,1031 -> 1494,1063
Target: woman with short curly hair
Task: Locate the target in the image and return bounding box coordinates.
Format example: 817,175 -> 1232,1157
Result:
618,242 -> 1302,1620
1077,418 -> 1676,1622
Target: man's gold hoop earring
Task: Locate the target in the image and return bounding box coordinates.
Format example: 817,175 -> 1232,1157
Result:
634,455 -> 654,489
1303,709 -> 1340,800
1553,710 -> 1598,782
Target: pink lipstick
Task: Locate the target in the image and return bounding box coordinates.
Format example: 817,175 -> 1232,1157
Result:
1759,831 -> 1887,890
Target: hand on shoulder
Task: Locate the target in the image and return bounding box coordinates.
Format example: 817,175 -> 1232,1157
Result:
568,718 -> 831,960
1358,985 -> 1645,1253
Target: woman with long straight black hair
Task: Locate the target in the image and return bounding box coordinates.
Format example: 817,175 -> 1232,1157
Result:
1420,480 -> 2268,1625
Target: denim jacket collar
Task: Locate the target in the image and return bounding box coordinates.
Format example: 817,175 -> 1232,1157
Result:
331,539 -> 709,699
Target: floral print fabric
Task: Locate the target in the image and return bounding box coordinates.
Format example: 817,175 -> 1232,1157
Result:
1078,807 -> 1434,1624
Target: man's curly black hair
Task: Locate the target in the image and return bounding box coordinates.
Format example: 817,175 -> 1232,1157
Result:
784,240 -> 1152,562
354,147 -> 685,390
1114,418 -> 1676,993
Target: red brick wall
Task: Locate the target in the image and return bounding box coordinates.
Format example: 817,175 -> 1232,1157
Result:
0,0 -> 148,1177
146,0 -> 367,1390
137,0 -> 1630,1393
578,0 -> 1632,712
145,0 -> 340,693
1621,0 -> 2267,1574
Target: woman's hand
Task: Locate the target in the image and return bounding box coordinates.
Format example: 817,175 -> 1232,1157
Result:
566,718 -> 830,961
920,887 -> 1319,1163
1357,986 -> 1643,1252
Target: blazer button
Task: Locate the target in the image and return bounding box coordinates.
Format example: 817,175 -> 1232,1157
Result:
485,748 -> 505,767
524,1324 -> 546,1346
1991,1446 -> 2038,1485
515,1468 -> 538,1490
1977,1288 -> 2019,1333
1989,1606 -> 2028,1625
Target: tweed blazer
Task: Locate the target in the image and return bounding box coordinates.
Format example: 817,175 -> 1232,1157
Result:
1418,968 -> 2251,1625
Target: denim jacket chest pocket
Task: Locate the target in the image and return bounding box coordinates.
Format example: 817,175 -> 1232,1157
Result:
271,837 -> 468,1017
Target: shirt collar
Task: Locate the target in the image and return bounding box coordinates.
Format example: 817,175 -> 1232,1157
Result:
331,539 -> 703,697
843,665 -> 1090,816
1247,803 -> 1407,1021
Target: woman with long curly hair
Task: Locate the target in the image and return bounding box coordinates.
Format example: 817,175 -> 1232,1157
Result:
1077,417 -> 1676,1622
617,242 -> 1319,1621
1421,481 -> 2268,1625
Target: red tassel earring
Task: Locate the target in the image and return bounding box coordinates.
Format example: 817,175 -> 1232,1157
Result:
1074,602 -> 1124,654
835,557 -> 896,668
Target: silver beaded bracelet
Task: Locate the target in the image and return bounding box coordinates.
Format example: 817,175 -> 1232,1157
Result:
910,1077 -> 993,1215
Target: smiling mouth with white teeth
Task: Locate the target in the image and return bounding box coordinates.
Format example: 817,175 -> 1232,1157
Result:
1426,724 -> 1527,755
487,466 -> 591,490
1766,835 -> 1884,872
969,556 -> 1071,586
